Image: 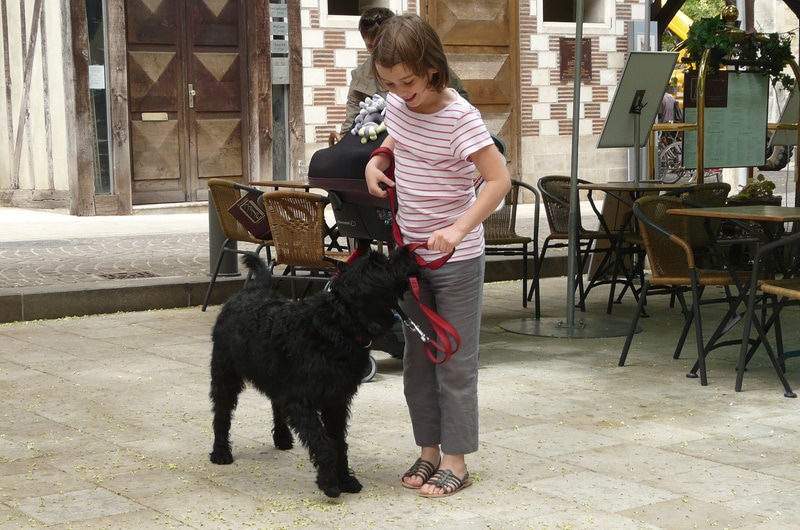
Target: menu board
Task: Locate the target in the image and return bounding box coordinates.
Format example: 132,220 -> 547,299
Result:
683,71 -> 768,168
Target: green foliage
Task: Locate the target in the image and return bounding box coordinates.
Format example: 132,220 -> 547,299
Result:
681,0 -> 726,22
683,15 -> 796,90
662,1 -> 727,55
734,174 -> 777,199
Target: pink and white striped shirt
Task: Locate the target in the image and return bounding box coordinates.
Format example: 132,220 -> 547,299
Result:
384,90 -> 494,262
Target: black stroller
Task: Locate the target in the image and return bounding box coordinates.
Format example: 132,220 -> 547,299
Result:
308,131 -> 406,370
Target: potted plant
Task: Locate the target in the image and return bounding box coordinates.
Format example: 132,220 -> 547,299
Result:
727,173 -> 782,205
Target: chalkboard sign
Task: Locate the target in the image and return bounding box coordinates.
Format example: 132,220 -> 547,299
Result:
683,71 -> 768,168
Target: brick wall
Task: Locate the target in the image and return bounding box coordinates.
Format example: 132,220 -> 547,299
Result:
300,0 -> 636,181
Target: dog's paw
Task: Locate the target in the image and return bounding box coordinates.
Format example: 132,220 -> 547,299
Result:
317,476 -> 342,498
209,450 -> 234,465
338,474 -> 363,494
272,429 -> 294,450
318,483 -> 341,498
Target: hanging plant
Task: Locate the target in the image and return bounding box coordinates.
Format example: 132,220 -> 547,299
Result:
681,13 -> 795,90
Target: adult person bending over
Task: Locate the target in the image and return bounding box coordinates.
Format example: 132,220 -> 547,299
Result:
340,8 -> 470,134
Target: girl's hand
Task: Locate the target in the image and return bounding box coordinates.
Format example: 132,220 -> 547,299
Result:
365,161 -> 394,197
427,225 -> 467,254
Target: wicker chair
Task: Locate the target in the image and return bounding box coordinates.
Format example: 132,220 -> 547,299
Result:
534,175 -> 616,311
608,182 -> 734,314
202,178 -> 273,311
261,190 -> 350,299
735,228 -> 800,397
618,195 -> 743,386
484,179 -> 541,315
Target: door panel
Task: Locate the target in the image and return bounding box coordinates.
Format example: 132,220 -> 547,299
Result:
196,117 -> 243,177
191,0 -> 240,45
128,51 -> 180,111
186,0 -> 244,195
126,0 -> 178,44
190,53 -> 241,112
424,0 -> 520,178
126,0 -> 246,204
131,120 -> 180,182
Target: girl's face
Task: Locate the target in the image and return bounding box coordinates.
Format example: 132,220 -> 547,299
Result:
376,62 -> 441,113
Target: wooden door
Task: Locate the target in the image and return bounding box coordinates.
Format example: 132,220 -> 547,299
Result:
126,0 -> 246,204
423,0 -> 520,178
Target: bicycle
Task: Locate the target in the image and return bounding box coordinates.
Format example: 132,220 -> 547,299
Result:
656,129 -> 723,184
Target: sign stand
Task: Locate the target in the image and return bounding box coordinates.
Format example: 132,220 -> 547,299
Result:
501,0 -> 636,338
598,52 -> 679,182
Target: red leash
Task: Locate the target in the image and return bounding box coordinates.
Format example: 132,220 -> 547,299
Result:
368,147 -> 461,364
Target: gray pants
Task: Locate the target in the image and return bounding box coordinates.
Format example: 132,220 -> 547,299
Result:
400,255 -> 484,456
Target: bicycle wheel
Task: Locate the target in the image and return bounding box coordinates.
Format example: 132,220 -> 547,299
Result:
659,141 -> 690,184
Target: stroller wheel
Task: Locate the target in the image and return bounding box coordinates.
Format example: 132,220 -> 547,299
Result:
362,354 -> 378,383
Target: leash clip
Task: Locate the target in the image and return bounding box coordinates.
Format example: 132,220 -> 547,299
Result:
402,316 -> 429,343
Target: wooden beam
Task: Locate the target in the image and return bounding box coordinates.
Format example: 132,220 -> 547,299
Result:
11,0 -> 43,189
287,0 -> 305,171
652,0 -> 687,37
246,0 -> 271,182
1,1 -> 14,186
67,0 -> 97,215
106,0 -> 132,214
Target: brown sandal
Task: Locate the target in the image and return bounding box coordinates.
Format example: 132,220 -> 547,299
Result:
419,469 -> 472,498
401,457 -> 439,489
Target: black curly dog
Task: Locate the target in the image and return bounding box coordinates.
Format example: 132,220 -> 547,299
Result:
209,248 -> 416,497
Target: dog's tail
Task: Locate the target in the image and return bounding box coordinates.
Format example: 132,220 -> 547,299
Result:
241,252 -> 272,289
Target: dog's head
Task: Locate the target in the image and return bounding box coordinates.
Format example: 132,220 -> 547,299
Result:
329,247 -> 418,335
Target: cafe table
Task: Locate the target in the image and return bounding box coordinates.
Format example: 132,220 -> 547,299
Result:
667,204 -> 800,396
251,179 -> 311,191
575,180 -> 695,201
572,181 -> 696,311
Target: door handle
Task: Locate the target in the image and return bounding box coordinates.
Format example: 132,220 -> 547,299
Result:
188,84 -> 196,108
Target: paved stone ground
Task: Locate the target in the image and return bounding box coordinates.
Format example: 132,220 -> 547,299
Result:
0,233 -> 214,289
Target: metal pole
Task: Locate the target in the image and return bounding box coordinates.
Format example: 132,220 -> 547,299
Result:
566,0 -> 585,327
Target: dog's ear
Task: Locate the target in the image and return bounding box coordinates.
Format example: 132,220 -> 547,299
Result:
389,246 -> 419,277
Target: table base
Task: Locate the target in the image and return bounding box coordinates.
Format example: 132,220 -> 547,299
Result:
500,315 -> 638,338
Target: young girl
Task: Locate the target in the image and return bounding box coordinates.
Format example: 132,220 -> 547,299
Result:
364,14 -> 511,498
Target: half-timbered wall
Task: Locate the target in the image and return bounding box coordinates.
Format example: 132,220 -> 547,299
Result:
0,0 -> 73,208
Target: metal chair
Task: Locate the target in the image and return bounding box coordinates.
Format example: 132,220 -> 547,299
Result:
484,179 -> 541,316
261,190 -> 351,299
533,175 -> 616,311
202,178 -> 273,311
735,229 -> 800,397
618,195 -> 743,386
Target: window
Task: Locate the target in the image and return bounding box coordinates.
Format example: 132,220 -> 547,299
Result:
318,1 -> 401,28
86,0 -> 112,194
541,0 -> 608,25
328,0 -> 359,17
